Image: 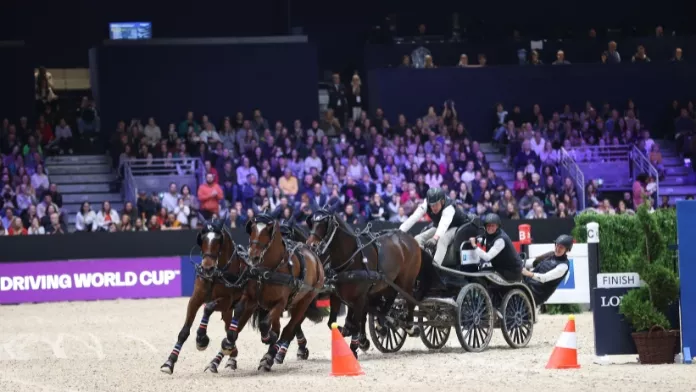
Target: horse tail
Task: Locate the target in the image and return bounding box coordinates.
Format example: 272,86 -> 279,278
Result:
303,296 -> 327,324
250,307 -> 267,331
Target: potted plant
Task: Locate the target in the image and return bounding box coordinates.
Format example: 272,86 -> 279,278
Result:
619,263 -> 680,364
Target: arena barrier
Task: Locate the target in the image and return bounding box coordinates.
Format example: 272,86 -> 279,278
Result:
0,219 -> 574,305
676,201 -> 695,364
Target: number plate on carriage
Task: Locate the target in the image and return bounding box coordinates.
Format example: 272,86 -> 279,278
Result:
461,249 -> 479,265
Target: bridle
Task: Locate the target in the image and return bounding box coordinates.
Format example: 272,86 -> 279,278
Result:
193,226 -> 249,288
307,214 -> 340,259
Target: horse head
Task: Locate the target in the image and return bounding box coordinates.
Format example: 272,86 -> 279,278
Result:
305,207 -> 339,257
196,219 -> 238,279
245,212 -> 282,265
279,217 -> 309,243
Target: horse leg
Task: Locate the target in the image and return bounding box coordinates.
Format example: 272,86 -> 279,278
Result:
221,296 -> 256,366
357,311 -> 370,352
257,301 -> 287,371
259,309 -> 280,347
375,289 -> 398,336
327,293 -> 341,330
349,297 -> 368,358
160,288 -> 205,374
204,303 -> 232,373
272,296 -> 315,366
195,300 -> 217,351
295,322 -> 310,360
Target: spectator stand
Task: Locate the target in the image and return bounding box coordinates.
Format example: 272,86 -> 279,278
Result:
121,157 -> 206,205
558,147 -> 586,211
574,144 -> 633,191
630,145 -> 661,201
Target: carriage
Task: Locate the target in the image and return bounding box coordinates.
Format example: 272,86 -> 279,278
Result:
367,220 -> 538,353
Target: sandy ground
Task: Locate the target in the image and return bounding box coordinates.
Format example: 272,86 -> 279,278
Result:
0,298 -> 692,392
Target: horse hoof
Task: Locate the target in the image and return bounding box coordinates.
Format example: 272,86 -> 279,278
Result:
297,347 -> 310,360
225,358 -> 237,370
204,363 -> 218,373
221,339 -> 235,356
196,335 -> 210,351
359,339 -> 370,352
258,354 -> 274,371
160,361 -> 174,375
352,349 -> 359,359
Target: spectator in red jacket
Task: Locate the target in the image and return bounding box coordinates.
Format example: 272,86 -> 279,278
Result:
197,173 -> 224,220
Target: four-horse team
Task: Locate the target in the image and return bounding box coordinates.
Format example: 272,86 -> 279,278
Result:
161,187 -> 576,374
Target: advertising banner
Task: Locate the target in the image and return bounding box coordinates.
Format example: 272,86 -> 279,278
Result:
527,243 -> 590,304
0,257 -> 182,305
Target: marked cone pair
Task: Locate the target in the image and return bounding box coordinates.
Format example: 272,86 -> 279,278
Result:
546,314 -> 581,369
330,323 -> 364,377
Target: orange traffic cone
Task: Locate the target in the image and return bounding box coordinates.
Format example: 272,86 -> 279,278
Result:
546,314 -> 581,369
330,322 -> 365,377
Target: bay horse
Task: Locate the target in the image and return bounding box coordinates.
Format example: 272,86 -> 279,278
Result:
160,219 -> 312,375
305,208 -> 422,358
221,213 -> 325,371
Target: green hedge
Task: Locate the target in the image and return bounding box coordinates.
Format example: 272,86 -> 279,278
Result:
572,207 -> 677,273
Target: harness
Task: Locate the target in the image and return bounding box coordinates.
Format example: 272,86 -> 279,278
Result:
247,217 -> 322,310
192,224 -> 250,290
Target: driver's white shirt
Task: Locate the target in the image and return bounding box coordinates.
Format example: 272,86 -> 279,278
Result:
399,200 -> 455,238
473,238 -> 505,261
524,258 -> 569,283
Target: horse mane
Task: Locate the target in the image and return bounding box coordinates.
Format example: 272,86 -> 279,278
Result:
332,211 -> 357,238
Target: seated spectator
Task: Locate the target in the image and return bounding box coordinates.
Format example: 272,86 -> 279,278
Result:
147,215 -> 161,231
93,201 -> 120,232
136,190 -> 158,221
74,202 -> 95,232
0,220 -> 6,235
31,164 -> 49,195
46,212 -> 66,234
162,213 -> 182,230
649,144 -> 665,178
120,215 -> 133,231
54,118 -> 74,155
36,193 -> 59,220
161,183 -> 179,213
27,216 -> 44,234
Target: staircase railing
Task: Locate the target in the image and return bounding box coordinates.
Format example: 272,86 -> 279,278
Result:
559,147 -> 587,211
121,157 -> 205,203
630,145 -> 660,201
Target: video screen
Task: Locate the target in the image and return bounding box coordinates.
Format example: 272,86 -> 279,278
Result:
109,22 -> 152,40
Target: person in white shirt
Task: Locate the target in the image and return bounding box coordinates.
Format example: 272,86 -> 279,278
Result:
54,118 -> 73,154
75,201 -> 96,232
529,131 -> 545,157
200,123 -> 222,145
143,117 -> 162,146
161,182 -> 179,213
521,235 -> 573,304
304,149 -> 323,173
399,188 -> 470,266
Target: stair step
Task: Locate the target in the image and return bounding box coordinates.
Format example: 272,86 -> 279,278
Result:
658,185 -> 696,197
488,162 -> 508,172
61,201 -> 124,215
45,155 -> 110,165
62,193 -> 122,204
46,164 -> 112,175
665,166 -> 692,176
662,157 -> 686,166
57,183 -> 112,193
50,173 -> 118,184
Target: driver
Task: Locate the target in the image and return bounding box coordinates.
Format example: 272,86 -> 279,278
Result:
522,234 -> 573,304
470,213 -> 523,282
398,187 -> 469,266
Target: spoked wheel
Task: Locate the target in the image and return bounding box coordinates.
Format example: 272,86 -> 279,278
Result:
500,289 -> 534,348
418,314 -> 451,350
454,283 -> 494,352
368,298 -> 408,353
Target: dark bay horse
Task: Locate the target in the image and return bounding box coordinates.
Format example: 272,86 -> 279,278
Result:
306,208 -> 422,357
221,213 -> 325,371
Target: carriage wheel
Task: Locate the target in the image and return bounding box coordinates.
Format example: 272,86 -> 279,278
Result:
500,289 -> 534,349
368,298 -> 409,354
454,283 -> 494,352
418,315 -> 451,350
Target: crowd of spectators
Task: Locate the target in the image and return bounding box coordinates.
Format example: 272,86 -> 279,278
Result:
101,94 -> 689,234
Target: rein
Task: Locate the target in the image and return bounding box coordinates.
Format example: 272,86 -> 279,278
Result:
190,227 -> 250,289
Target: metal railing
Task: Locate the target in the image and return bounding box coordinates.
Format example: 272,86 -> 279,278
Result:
570,144 -> 632,163
630,145 -> 660,201
559,147 -> 587,211
121,157 -> 206,203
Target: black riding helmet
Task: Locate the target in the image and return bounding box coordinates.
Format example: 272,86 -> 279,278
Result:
483,213 -> 502,227
426,187 -> 446,205
554,234 -> 574,252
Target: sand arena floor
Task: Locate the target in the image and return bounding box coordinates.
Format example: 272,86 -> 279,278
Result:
0,297 -> 693,392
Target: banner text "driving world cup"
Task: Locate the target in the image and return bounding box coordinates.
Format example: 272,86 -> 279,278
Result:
0,270 -> 180,292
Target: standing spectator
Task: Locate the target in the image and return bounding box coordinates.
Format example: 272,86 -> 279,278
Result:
35,66 -> 58,114
93,201 -> 119,232
197,173 -> 224,220
143,117 -> 162,147
348,73 -> 364,122
54,118 -> 74,154
75,201 -> 95,232
328,73 -> 347,124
